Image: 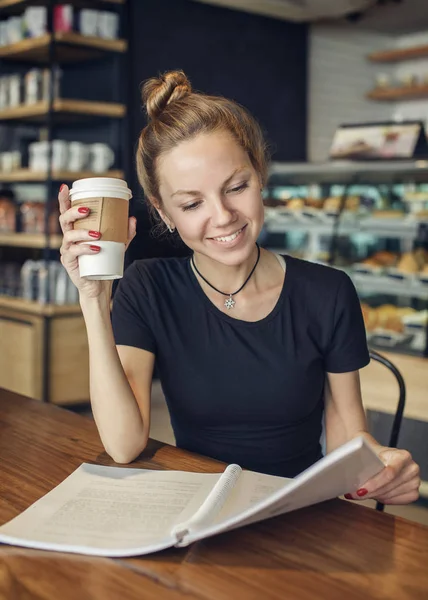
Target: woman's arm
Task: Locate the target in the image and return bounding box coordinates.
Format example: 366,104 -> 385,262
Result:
81,293 -> 155,464
58,183 -> 153,464
324,370 -> 376,454
325,370 -> 420,505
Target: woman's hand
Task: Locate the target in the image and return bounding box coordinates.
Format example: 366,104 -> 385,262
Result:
58,183 -> 137,299
345,447 -> 420,505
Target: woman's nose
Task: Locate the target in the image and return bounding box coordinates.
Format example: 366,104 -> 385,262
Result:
210,199 -> 234,228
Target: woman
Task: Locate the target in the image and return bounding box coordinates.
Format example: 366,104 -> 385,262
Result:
58,70 -> 420,506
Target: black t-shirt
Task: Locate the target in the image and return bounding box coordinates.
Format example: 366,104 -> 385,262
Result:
111,255 -> 369,477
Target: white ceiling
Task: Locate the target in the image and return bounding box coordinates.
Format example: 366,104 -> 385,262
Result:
191,0 -> 428,34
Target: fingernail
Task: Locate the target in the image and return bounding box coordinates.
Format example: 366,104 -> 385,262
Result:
90,245 -> 100,252
89,230 -> 100,238
357,488 -> 368,497
78,207 -> 89,214
60,183 -> 66,192
344,493 -> 353,499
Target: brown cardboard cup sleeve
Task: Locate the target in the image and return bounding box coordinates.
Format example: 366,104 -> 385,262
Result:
72,197 -> 129,243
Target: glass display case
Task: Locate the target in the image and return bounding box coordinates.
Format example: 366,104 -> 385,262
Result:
262,160 -> 428,357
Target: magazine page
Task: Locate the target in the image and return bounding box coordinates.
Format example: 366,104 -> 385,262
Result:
171,464 -> 242,542
179,436 -> 385,547
0,464 -> 228,557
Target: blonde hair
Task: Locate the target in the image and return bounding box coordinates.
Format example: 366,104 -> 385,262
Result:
136,70 -> 269,213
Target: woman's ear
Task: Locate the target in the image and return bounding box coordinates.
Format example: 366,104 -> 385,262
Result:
155,206 -> 175,232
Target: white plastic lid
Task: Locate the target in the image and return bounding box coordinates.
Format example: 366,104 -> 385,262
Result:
69,177 -> 132,200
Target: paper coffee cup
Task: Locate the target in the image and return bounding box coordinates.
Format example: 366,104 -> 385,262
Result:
69,177 -> 132,280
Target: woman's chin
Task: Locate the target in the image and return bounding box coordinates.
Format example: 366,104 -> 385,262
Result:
205,237 -> 259,267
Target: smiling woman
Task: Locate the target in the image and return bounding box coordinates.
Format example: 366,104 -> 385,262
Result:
57,70 -> 420,506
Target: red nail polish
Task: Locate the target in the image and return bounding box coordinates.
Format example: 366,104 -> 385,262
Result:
89,230 -> 100,238
90,245 -> 100,252
344,493 -> 353,499
78,207 -> 89,214
357,488 -> 368,497
60,183 -> 66,192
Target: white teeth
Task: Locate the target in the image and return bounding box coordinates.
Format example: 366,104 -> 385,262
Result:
213,227 -> 243,243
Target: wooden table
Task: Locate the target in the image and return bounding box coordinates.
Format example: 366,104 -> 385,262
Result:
1,389 -> 427,600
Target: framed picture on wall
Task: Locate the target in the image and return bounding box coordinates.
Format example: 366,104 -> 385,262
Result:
329,121 -> 428,160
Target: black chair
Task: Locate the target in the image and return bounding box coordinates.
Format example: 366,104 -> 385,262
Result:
368,349 -> 406,512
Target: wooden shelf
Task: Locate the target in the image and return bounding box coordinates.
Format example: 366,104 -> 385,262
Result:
0,168 -> 124,183
0,232 -> 61,248
368,45 -> 428,63
0,0 -> 124,12
0,295 -> 81,316
367,85 -> 428,101
0,99 -> 126,122
0,32 -> 127,63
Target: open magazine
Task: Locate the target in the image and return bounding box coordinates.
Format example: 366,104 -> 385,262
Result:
0,436 -> 384,557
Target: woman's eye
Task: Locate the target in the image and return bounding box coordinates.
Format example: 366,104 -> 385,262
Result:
182,202 -> 201,212
227,182 -> 249,194
181,183 -> 248,210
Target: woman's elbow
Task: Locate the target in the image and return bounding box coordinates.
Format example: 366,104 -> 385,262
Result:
105,438 -> 148,465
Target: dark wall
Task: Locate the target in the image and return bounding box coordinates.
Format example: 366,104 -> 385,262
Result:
127,0 -> 309,260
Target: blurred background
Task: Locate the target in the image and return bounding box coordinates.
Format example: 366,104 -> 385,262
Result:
1,0 -> 428,522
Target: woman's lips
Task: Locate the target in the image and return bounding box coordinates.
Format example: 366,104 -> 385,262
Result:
208,224 -> 248,247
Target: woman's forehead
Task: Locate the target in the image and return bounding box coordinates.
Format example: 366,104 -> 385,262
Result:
158,132 -> 252,194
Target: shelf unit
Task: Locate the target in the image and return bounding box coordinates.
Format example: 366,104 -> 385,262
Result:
368,44 -> 428,63
367,85 -> 428,102
0,168 -> 124,182
0,31 -> 127,62
0,0 -> 129,403
352,275 -> 428,301
265,215 -> 427,242
269,160 -> 428,184
0,232 -> 61,248
0,99 -> 126,122
0,0 -> 124,10
367,43 -> 428,103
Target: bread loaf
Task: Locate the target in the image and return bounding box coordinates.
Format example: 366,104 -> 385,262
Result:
396,252 -> 419,274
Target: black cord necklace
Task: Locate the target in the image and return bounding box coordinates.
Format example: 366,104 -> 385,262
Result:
191,243 -> 261,310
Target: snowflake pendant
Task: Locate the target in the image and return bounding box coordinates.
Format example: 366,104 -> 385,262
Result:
224,295 -> 235,310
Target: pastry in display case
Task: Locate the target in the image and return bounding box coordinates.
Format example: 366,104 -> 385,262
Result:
262,161 -> 428,356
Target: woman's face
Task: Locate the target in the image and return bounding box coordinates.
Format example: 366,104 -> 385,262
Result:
156,131 -> 265,266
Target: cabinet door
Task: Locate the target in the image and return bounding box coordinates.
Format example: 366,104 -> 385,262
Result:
0,310 -> 43,400
49,315 -> 89,404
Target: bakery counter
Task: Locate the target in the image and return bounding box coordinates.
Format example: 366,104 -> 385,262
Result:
264,208 -> 427,241
357,253 -> 428,357
263,210 -> 428,357
268,159 -> 428,184
354,275 -> 428,300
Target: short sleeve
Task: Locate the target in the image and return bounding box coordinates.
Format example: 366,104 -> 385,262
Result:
111,263 -> 157,354
324,273 -> 369,373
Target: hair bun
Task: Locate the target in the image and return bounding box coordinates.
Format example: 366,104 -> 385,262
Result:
142,70 -> 192,121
